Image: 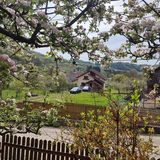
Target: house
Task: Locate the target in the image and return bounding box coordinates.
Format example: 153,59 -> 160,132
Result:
69,70 -> 106,92
147,66 -> 160,94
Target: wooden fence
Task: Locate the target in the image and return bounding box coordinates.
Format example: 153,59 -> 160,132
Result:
17,100 -> 160,120
0,134 -> 160,160
0,134 -> 90,160
17,101 -> 105,120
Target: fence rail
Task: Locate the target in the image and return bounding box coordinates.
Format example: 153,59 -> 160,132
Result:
0,134 -> 90,160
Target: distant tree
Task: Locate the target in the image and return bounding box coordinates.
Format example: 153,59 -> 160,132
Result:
108,0 -> 160,61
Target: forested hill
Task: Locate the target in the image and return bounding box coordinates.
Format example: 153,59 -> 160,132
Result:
106,62 -> 142,72
13,52 -> 142,73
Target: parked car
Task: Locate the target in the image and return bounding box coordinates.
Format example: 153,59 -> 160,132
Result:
82,86 -> 91,92
70,87 -> 81,94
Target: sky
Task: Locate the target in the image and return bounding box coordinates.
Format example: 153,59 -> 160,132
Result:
34,0 -> 159,66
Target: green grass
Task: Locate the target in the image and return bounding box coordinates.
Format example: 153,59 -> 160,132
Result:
29,91 -> 122,107
2,89 -> 122,107
28,92 -> 108,106
64,92 -> 108,106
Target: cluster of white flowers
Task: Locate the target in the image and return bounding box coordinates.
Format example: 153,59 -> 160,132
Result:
63,27 -> 72,33
73,37 -> 83,46
0,54 -> 17,72
37,11 -> 48,25
31,18 -> 39,28
16,0 -> 31,7
6,7 -> 16,17
26,92 -> 31,97
37,11 -> 46,18
98,40 -> 105,50
22,70 -> 29,77
16,17 -> 25,26
51,25 -> 60,34
152,21 -> 160,32
0,100 -> 7,107
141,19 -> 155,30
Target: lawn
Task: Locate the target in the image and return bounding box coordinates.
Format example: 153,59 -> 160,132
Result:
2,89 -> 122,107
27,92 -> 108,106
28,91 -> 122,107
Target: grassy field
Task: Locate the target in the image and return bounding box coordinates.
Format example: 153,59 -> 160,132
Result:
2,89 -> 122,107
28,92 -> 108,106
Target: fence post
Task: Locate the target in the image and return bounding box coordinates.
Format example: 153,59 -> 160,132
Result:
1,134 -> 5,160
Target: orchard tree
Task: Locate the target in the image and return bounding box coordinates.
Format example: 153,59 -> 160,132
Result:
0,0 -> 159,140
108,0 -> 160,61
0,0 -> 117,62
0,0 -> 159,62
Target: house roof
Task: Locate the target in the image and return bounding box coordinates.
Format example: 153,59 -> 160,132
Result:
67,71 -> 84,83
74,69 -> 106,81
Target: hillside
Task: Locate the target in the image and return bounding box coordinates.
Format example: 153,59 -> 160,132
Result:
105,62 -> 142,72
12,52 -> 142,74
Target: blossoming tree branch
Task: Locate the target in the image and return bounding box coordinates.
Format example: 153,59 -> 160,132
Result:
0,0 -> 116,61
110,0 -> 160,60
0,0 -> 159,62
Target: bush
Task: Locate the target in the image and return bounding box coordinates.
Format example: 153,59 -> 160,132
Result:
46,108 -> 59,127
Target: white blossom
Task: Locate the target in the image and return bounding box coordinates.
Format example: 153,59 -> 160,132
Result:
0,100 -> 6,106
51,26 -> 59,34
17,0 -> 31,7
98,41 -> 105,50
23,70 -> 29,76
0,54 -> 9,61
152,21 -> 160,32
26,92 -> 31,97
37,11 -> 48,19
31,18 -> 39,27
6,7 -> 16,17
7,58 -> 16,66
10,65 -> 17,72
13,72 -> 18,77
16,17 -> 26,26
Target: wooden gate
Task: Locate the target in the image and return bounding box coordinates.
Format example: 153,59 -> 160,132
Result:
0,134 -> 90,160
